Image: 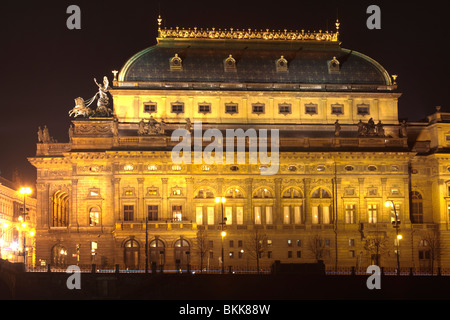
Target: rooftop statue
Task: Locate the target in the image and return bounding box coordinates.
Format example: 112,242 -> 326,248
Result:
68,76 -> 113,118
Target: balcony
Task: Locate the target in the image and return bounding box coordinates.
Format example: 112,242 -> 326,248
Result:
116,220 -> 197,231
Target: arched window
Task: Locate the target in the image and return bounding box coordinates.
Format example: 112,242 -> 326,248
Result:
411,191 -> 423,224
282,188 -> 303,198
311,188 -> 331,198
51,244 -> 68,266
124,239 -> 140,270
174,238 -> 190,269
195,188 -> 215,199
149,238 -> 165,268
89,207 -> 100,226
253,188 -> 273,199
52,191 -> 69,227
225,187 -> 244,198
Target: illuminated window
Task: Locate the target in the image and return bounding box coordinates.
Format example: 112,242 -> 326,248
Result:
172,187 -> 183,196
172,165 -> 182,171
89,207 -> 100,226
345,204 -> 356,224
253,188 -> 272,199
311,188 -> 331,198
368,204 -> 377,223
148,165 -> 158,171
411,191 -> 423,224
123,164 -> 134,171
195,188 -> 214,199
172,205 -> 183,221
282,188 -> 302,198
225,188 -> 244,198
201,165 -> 211,171
147,187 -> 158,196
52,191 -> 69,227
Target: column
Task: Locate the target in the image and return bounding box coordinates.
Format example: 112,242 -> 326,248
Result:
161,178 -> 168,220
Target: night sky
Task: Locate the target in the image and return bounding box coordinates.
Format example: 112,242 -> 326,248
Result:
0,0 -> 448,188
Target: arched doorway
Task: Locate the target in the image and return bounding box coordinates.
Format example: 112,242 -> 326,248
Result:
149,238 -> 165,270
174,238 -> 190,270
124,239 -> 140,270
51,244 -> 68,266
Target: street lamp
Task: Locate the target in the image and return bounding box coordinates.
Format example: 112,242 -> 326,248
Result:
215,196 -> 226,274
19,187 -> 32,265
385,200 -> 401,275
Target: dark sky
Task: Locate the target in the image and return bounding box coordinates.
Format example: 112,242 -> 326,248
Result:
0,0 -> 448,187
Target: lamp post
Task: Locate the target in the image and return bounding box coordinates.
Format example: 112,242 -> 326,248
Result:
215,196 -> 226,274
385,200 -> 401,275
19,187 -> 32,265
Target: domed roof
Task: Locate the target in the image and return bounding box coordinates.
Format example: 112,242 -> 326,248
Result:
117,24 -> 393,91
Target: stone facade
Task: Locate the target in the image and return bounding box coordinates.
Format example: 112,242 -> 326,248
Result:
28,19 -> 450,273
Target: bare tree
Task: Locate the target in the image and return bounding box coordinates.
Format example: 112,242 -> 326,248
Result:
194,229 -> 209,272
245,228 -> 268,273
307,234 -> 326,262
420,230 -> 444,275
363,234 -> 389,267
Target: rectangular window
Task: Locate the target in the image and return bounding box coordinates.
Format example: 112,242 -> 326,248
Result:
225,206 -> 233,225
278,103 -> 292,115
208,241 -> 214,248
312,206 -> 319,224
357,104 -> 370,115
229,240 -> 234,248
207,206 -> 214,225
252,104 -> 265,114
294,206 -> 301,224
297,251 -> 301,258
368,204 -> 377,223
305,103 -> 318,115
236,207 -> 244,225
345,204 -> 355,224
238,240 -> 243,247
349,239 -> 355,247
225,103 -> 238,115
322,206 -> 331,224
229,251 -> 234,259
254,206 -> 262,224
390,203 -> 401,223
288,251 -> 292,258
198,104 -> 211,114
196,206 -> 203,225
144,103 -> 157,113
331,104 -> 344,115
147,205 -> 158,221
287,239 -> 292,247
123,205 -> 134,221
265,206 -> 273,224
171,103 -> 184,114
172,205 -> 182,221
283,206 -> 290,224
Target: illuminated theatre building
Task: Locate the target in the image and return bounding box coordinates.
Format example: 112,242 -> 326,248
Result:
29,18 -> 450,272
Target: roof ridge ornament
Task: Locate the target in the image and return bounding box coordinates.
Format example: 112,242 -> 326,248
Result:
157,18 -> 341,42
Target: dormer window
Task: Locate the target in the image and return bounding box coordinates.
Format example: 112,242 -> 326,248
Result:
224,54 -> 236,72
357,104 -> 370,116
279,103 -> 292,115
328,56 -> 340,74
198,103 -> 211,114
170,53 -> 183,71
276,55 -> 288,72
225,103 -> 238,115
